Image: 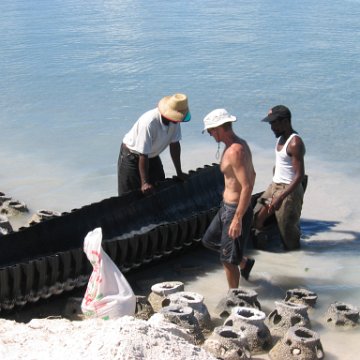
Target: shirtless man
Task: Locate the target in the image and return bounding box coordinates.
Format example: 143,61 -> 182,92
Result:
201,109 -> 256,288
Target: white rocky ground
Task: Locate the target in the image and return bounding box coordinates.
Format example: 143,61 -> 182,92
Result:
0,316 -> 217,360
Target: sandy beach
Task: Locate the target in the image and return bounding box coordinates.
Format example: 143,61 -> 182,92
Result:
1,147 -> 360,360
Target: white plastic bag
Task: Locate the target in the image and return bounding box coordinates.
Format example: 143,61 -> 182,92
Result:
81,227 -> 136,320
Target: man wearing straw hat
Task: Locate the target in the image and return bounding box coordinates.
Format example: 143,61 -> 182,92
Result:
117,93 -> 191,196
201,109 -> 256,287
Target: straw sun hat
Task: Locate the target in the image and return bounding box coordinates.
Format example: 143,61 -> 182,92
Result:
158,93 -> 191,122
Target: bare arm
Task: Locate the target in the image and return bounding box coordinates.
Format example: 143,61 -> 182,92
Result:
228,145 -> 255,239
138,154 -> 153,194
169,141 -> 187,179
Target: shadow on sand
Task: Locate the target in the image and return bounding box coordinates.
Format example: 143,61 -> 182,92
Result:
250,217 -> 360,254
301,218 -> 360,253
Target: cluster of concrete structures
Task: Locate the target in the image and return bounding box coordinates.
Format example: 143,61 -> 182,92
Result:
131,281 -> 360,360
0,191 -> 62,235
0,192 -> 29,235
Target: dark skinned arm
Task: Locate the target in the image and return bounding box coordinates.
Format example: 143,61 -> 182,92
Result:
138,154 -> 153,194
169,141 -> 187,180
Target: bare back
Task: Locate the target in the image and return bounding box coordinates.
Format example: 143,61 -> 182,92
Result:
220,137 -> 256,204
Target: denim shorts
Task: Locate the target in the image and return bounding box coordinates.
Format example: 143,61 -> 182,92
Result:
202,202 -> 253,264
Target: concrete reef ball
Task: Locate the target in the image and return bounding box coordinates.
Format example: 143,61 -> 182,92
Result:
269,326 -> 324,360
284,288 -> 318,307
266,300 -> 311,340
216,287 -> 262,318
160,304 -> 204,344
163,291 -> 212,332
224,306 -> 272,355
148,281 -> 184,312
0,214 -> 13,235
325,301 -> 359,328
203,325 -> 251,360
134,295 -> 154,320
29,209 -> 61,225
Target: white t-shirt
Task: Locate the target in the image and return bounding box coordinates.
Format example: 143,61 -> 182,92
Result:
272,133 -> 299,184
123,108 -> 182,158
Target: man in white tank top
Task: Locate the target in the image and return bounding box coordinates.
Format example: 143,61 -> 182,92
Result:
253,105 -> 306,250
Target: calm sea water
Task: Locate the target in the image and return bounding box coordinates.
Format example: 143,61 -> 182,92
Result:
1,1 -> 359,358
1,0 -> 359,176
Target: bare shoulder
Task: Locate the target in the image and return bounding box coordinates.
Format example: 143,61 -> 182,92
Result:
226,142 -> 245,157
289,135 -> 306,156
226,141 -> 252,166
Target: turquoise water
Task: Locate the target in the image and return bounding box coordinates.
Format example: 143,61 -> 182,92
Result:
0,2 -> 359,357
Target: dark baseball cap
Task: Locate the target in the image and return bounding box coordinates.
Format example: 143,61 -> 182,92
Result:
261,105 -> 291,122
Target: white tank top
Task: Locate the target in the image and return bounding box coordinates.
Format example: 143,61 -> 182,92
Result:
272,133 -> 299,184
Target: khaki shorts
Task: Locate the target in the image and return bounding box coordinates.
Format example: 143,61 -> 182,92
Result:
254,182 -> 304,250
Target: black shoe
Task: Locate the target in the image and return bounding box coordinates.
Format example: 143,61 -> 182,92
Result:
241,258 -> 255,280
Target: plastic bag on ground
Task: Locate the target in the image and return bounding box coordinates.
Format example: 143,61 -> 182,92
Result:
81,227 -> 136,320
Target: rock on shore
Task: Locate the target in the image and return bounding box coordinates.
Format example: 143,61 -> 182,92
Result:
0,316 -> 217,360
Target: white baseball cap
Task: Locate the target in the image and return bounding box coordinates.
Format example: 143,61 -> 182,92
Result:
202,108 -> 236,133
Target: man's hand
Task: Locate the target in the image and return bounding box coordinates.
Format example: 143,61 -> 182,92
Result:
269,194 -> 284,212
141,182 -> 154,195
228,218 -> 242,239
175,172 -> 189,182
